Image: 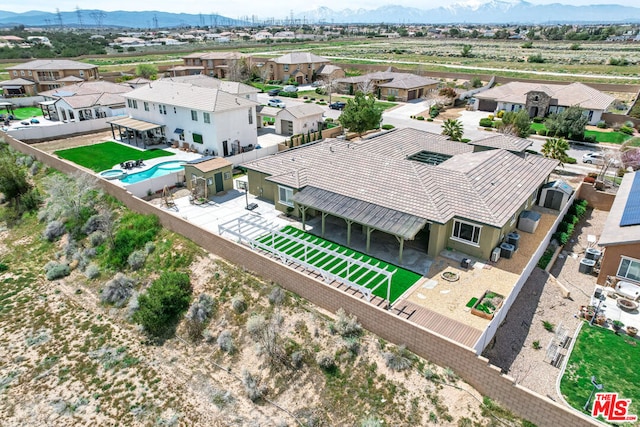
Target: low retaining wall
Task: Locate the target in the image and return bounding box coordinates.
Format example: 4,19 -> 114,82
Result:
8,117 -> 114,142
2,132 -> 600,427
578,182 -> 615,211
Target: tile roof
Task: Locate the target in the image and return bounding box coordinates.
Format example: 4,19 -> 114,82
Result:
337,71 -> 439,90
7,59 -> 97,71
278,103 -> 324,119
182,51 -> 246,60
475,81 -> 615,111
316,64 -> 342,75
472,134 -> 532,152
0,78 -> 36,86
186,157 -> 232,173
243,129 -> 558,228
125,80 -> 257,112
159,75 -> 259,95
271,52 -> 330,64
39,81 -> 132,109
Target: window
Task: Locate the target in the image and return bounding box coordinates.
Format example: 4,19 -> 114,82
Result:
223,172 -> 231,180
192,133 -> 203,144
173,107 -> 177,114
191,110 -> 198,121
143,102 -> 149,111
12,71 -> 17,77
28,71 -> 32,76
20,71 -> 25,76
159,104 -> 167,115
248,108 -> 253,125
207,178 -> 213,185
617,257 -> 640,283
79,70 -> 85,77
203,112 -> 210,124
278,186 -> 294,207
284,64 -> 289,72
127,99 -> 138,109
451,220 -> 481,246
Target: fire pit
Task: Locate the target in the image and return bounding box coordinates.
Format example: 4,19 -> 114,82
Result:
441,271 -> 460,282
617,298 -> 639,311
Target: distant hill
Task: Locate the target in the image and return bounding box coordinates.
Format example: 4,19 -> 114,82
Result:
1,2 -> 639,28
297,1 -> 640,24
0,9 -> 245,29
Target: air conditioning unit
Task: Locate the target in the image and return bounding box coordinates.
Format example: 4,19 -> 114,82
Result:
491,247 -> 501,262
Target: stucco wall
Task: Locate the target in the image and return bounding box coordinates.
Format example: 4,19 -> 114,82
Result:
597,244 -> 639,286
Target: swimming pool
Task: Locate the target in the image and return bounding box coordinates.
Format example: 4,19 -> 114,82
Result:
120,161 -> 185,184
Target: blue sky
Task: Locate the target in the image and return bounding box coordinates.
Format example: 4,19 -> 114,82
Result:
11,0 -> 639,20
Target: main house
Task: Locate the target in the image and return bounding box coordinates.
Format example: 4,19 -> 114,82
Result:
597,172 -> 640,300
242,128 -> 558,261
169,51 -> 249,78
38,81 -> 132,122
336,70 -> 440,101
110,80 -> 258,155
159,75 -> 260,102
263,52 -> 332,84
473,82 -> 615,125
5,59 -> 99,93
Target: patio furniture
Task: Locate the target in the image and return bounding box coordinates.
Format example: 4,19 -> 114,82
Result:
614,280 -> 640,301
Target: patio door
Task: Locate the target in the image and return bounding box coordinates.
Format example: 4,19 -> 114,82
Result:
223,140 -> 229,157
214,173 -> 224,193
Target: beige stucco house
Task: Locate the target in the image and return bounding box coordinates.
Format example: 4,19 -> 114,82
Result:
6,59 -> 99,93
171,51 -> 248,78
264,52 -> 331,84
336,70 -> 440,101
242,128 -> 558,261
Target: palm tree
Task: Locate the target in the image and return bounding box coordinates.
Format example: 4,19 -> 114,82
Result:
441,119 -> 464,142
541,137 -> 570,167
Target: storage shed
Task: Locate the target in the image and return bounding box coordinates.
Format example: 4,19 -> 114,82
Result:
518,210 -> 542,233
183,156 -> 233,199
538,180 -> 573,211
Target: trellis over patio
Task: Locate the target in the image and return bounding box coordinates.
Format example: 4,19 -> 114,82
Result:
218,214 -> 396,307
108,117 -> 166,148
292,187 -> 429,263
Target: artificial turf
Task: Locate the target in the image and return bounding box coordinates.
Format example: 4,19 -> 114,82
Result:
3,107 -> 43,120
55,141 -> 175,172
559,324 -> 640,419
257,226 -> 421,303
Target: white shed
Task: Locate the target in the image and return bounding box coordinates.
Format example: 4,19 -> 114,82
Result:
276,104 -> 324,136
538,180 -> 573,211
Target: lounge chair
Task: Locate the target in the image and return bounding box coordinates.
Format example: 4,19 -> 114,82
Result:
120,162 -> 126,169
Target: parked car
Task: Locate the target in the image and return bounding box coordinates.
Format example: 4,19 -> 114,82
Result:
282,85 -> 298,93
311,81 -> 323,87
267,88 -> 281,96
329,101 -> 346,110
267,99 -> 286,108
582,152 -> 620,166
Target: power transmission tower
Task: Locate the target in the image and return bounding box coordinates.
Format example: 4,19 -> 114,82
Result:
89,11 -> 106,29
153,14 -> 158,30
76,6 -> 83,29
56,8 -> 64,30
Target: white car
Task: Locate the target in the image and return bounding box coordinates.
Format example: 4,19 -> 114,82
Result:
267,99 -> 286,108
582,152 -> 619,166
282,85 -> 298,93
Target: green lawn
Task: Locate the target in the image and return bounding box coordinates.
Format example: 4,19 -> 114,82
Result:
297,91 -> 397,111
55,141 -> 174,172
257,226 -> 421,303
250,82 -> 281,92
560,324 -> 640,421
584,130 -> 632,144
3,107 -> 43,120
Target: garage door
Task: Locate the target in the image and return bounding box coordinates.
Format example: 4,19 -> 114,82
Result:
407,90 -> 417,101
281,120 -> 293,136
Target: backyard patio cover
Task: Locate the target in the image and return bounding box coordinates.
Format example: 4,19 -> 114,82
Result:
293,186 -> 428,240
108,117 -> 163,132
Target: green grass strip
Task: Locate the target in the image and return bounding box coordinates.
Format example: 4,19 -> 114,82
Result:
55,141 -> 175,172
466,297 -> 478,308
7,107 -> 43,120
257,225 -> 421,303
560,324 -> 640,418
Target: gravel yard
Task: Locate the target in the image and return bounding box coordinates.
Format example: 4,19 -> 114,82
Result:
482,207 -> 608,402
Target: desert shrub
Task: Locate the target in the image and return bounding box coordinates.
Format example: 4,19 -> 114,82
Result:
565,157 -> 577,164
479,118 -> 493,128
360,415 -> 383,427
127,249 -> 147,271
330,308 -> 362,338
84,263 -> 100,279
382,344 -> 413,371
101,273 -> 135,307
107,213 -> 160,269
528,53 -> 545,63
583,176 -> 596,184
342,337 -> 360,355
583,135 -> 597,143
133,271 -> 192,337
82,214 -> 106,235
617,167 -> 627,177
29,162 -> 40,176
381,124 -> 394,130
246,314 -> 267,340
596,120 -> 607,129
210,388 -> 234,408
268,286 -> 285,305
89,231 -> 106,247
619,126 -> 634,135
386,95 -> 396,102
624,120 -> 635,128
231,294 -> 246,313
316,351 -> 335,370
144,241 -> 155,254
609,57 -> 629,66
0,262 -> 8,273
444,367 -> 457,382
217,330 -> 235,353
557,221 -> 574,234
43,220 -> 66,241
416,115 -> 425,121
532,116 -> 545,123
471,77 -> 482,88
241,370 -> 266,402
291,351 -> 304,368
496,110 -> 504,118
185,294 -> 216,340
44,261 -> 70,281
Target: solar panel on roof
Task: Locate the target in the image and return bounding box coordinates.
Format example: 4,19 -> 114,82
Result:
620,173 -> 640,227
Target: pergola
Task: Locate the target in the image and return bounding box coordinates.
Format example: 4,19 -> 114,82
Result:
0,101 -> 14,116
108,117 -> 165,148
292,186 -> 429,263
37,100 -> 57,120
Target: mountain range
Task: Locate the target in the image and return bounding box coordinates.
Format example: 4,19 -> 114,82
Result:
0,1 -> 639,28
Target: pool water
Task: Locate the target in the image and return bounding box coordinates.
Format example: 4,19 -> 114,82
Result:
99,169 -> 126,180
120,161 -> 185,184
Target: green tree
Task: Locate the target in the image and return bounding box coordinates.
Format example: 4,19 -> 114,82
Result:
339,91 -> 382,136
133,272 -> 192,337
460,44 -> 473,57
135,63 -> 158,79
441,119 -> 464,142
499,110 -> 532,138
541,137 -> 570,167
0,145 -> 32,201
545,105 -> 588,140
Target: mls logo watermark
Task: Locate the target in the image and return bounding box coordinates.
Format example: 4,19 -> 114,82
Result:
591,393 -> 638,422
